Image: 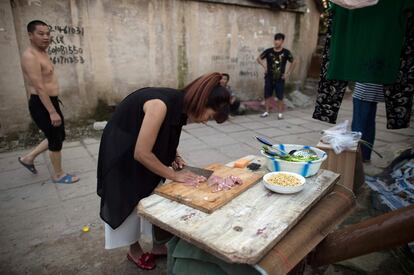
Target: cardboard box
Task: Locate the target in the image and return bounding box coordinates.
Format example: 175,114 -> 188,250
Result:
316,141 -> 364,190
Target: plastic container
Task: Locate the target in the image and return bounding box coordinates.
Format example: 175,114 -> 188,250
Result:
260,144 -> 327,177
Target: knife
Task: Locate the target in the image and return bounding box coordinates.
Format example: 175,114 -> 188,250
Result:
181,165 -> 214,179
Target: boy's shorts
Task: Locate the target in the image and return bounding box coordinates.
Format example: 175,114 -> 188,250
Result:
264,77 -> 285,100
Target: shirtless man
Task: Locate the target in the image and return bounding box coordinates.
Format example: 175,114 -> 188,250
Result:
18,20 -> 79,184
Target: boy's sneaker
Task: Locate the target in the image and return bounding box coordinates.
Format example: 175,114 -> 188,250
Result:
260,112 -> 269,118
277,113 -> 283,120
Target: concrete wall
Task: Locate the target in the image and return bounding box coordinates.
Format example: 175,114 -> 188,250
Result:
0,0 -> 319,135
0,0 -> 30,134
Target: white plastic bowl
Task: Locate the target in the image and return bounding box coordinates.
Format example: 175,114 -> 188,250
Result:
263,171 -> 306,194
260,144 -> 327,177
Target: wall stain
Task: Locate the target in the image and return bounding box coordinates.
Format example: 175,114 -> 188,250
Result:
293,13 -> 301,51
177,13 -> 188,89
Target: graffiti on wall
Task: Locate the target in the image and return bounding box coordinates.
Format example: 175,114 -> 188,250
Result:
210,46 -> 260,79
238,46 -> 259,78
47,25 -> 85,65
211,55 -> 238,71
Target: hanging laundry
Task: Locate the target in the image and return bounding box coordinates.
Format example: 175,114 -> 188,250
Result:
327,0 -> 414,84
383,14 -> 414,130
312,10 -> 348,125
330,0 -> 378,10
313,10 -> 414,129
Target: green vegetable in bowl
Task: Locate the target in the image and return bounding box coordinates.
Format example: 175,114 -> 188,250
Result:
262,146 -> 320,162
278,155 -> 319,162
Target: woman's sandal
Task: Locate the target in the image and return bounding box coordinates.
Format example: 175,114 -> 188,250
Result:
127,252 -> 156,270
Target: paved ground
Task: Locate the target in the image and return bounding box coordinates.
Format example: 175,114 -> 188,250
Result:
0,93 -> 413,274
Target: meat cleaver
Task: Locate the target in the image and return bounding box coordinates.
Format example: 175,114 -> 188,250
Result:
181,165 -> 214,179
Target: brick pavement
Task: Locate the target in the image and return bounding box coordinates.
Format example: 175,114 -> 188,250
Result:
0,97 -> 413,274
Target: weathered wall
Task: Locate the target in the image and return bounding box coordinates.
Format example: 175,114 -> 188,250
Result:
0,0 -> 30,134
0,0 -> 319,135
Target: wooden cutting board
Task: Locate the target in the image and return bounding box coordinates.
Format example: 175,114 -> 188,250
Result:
154,163 -> 264,213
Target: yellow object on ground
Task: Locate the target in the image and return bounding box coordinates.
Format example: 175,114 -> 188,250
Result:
82,226 -> 90,232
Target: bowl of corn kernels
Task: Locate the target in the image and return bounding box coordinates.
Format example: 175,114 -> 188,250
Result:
263,171 -> 306,194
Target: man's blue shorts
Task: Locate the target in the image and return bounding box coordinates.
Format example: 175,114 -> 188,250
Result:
264,76 -> 285,100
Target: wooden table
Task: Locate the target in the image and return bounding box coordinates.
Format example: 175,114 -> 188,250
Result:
138,156 -> 340,265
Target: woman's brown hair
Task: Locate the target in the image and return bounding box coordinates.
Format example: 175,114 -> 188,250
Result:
183,72 -> 230,123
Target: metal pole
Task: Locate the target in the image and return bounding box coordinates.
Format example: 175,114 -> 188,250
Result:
311,204 -> 414,267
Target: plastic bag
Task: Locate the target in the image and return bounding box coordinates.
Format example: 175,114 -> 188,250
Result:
330,0 -> 378,10
320,120 -> 361,154
93,121 -> 107,130
139,217 -> 153,252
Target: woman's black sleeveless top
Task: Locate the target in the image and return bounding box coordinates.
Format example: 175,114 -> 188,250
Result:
97,88 -> 187,229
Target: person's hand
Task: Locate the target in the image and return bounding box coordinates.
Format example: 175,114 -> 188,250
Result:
50,112 -> 62,127
173,170 -> 200,183
172,155 -> 186,170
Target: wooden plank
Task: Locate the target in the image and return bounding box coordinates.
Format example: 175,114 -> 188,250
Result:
154,163 -> 264,213
139,169 -> 340,264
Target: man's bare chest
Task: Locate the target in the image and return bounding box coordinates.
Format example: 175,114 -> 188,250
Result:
38,55 -> 54,76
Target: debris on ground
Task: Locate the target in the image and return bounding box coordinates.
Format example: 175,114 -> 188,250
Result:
93,121 -> 107,131
366,148 -> 414,211
287,90 -> 313,108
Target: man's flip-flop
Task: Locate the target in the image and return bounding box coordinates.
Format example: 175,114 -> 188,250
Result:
53,174 -> 79,184
127,253 -> 156,270
18,157 -> 37,174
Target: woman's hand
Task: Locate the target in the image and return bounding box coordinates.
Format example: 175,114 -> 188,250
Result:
173,170 -> 200,183
172,155 -> 186,170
